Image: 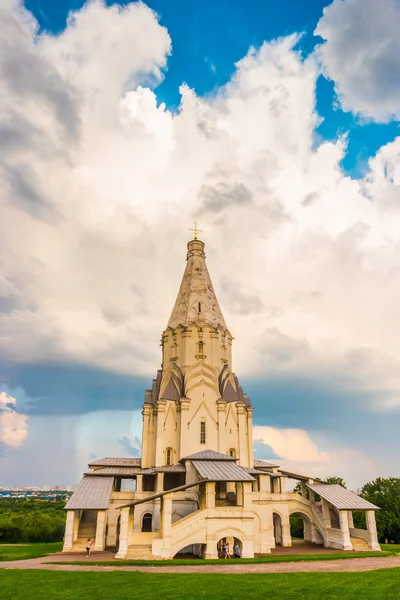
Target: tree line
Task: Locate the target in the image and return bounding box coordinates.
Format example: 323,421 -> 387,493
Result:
291,476 -> 400,544
0,499 -> 66,543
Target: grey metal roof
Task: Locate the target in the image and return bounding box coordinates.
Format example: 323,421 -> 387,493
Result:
254,458 -> 279,468
85,467 -> 142,476
88,457 -> 141,467
192,460 -> 255,481
181,449 -> 237,462
307,484 -> 380,510
65,476 -> 114,510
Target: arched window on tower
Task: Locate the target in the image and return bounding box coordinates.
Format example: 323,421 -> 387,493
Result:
200,421 -> 206,444
228,448 -> 236,458
142,513 -> 153,532
198,341 -> 204,356
198,302 -> 201,313
166,447 -> 172,466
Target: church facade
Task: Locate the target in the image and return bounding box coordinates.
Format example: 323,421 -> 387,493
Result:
64,235 -> 380,558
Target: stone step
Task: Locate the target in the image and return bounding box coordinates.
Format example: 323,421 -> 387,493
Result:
125,545 -> 153,559
351,537 -> 370,550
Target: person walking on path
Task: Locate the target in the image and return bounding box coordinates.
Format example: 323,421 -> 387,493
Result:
225,542 -> 230,559
234,543 -> 241,558
86,539 -> 93,557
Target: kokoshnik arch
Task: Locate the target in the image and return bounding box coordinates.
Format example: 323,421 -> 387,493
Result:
63,232 -> 380,558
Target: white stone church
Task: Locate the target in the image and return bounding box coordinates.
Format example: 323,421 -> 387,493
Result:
63,233 -> 380,558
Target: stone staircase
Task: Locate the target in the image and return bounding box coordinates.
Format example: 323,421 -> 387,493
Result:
72,510 -> 97,550
125,544 -> 153,559
350,536 -> 370,550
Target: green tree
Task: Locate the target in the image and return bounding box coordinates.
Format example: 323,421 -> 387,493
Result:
360,477 -> 400,543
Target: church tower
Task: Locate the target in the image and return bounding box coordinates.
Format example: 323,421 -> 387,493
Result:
141,232 -> 254,469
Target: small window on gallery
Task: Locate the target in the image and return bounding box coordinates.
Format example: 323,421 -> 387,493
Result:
229,448 -> 236,457
200,421 -> 206,444
166,447 -> 172,466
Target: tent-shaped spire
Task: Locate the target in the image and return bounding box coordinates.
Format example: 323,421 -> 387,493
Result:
167,238 -> 228,331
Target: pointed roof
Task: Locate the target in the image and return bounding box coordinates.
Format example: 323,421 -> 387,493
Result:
180,449 -> 237,462
167,239 -> 228,331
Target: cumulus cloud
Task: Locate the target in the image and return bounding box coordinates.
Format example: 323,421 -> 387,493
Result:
0,392 -> 28,449
253,425 -> 330,463
315,0 -> 400,121
1,0 -> 400,429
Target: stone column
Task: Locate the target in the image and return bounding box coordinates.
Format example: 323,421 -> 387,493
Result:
280,477 -> 287,494
366,510 -> 381,551
242,482 -> 253,509
348,511 -> 354,528
157,472 -> 165,492
236,482 -> 243,506
63,510 -> 76,551
280,506 -> 292,547
339,510 -> 352,550
321,499 -> 331,529
160,494 -> 173,558
94,510 -> 107,551
205,482 -> 216,509
272,477 -> 281,494
259,475 -> 271,493
115,507 -> 130,558
136,474 -> 143,493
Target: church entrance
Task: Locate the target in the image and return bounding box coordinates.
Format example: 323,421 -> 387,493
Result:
217,536 -> 242,558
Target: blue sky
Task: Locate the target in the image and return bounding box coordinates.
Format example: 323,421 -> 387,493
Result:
1,0 -> 400,487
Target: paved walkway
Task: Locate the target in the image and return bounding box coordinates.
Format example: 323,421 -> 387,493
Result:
2,554 -> 400,573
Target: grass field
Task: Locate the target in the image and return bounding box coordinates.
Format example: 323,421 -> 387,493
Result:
2,569 -> 400,600
0,542 -> 63,561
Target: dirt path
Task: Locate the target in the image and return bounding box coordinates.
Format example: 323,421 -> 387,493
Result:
2,555 -> 400,573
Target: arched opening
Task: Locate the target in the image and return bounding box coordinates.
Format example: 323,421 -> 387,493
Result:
142,513 -> 153,532
217,536 -> 242,558
200,420 -> 206,444
289,512 -> 324,547
273,512 -> 283,546
228,448 -> 236,457
173,543 -> 206,559
166,447 -> 172,466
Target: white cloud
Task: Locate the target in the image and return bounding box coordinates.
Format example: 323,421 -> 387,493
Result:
253,425 -> 379,488
0,392 -> 28,448
1,0 -> 400,417
315,0 -> 400,122
253,425 -> 330,463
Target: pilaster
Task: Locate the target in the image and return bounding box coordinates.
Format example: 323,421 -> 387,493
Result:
155,401 -> 166,466
94,510 -> 107,551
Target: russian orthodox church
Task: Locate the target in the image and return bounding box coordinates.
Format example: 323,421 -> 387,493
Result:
63,232 -> 380,558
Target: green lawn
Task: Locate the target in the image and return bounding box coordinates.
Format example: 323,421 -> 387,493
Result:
0,542 -> 63,561
2,570 -> 400,600
48,550 -> 392,567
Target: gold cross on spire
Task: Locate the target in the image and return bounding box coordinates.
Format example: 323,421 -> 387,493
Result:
189,222 -> 203,240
